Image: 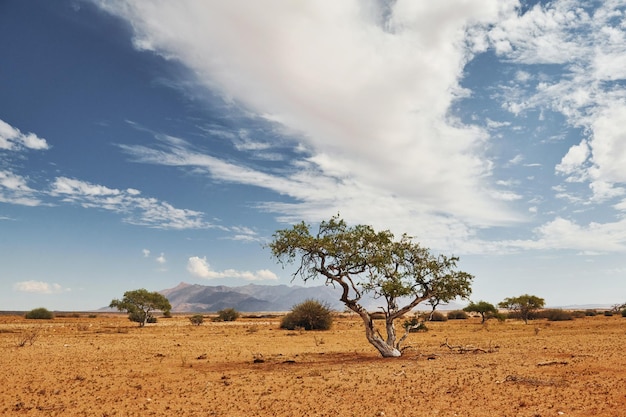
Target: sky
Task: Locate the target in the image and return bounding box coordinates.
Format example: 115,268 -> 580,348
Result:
2,0 -> 626,311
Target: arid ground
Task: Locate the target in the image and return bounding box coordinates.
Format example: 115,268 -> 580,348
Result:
1,313 -> 625,416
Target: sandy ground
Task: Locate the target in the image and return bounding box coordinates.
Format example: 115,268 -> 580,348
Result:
1,313 -> 625,416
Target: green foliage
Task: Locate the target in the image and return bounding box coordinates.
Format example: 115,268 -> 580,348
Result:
585,310 -> 597,316
403,316 -> 428,332
280,299 -> 333,331
621,309 -> 626,318
25,307 -> 53,320
189,314 -> 204,326
447,310 -> 468,319
604,310 -> 613,317
215,308 -> 240,322
498,294 -> 545,324
269,215 -> 473,357
464,300 -> 498,323
109,289 -> 171,327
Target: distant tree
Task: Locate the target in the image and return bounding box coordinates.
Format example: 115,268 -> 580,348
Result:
109,289 -> 171,327
269,215 -> 473,357
189,314 -> 204,326
25,307 -> 54,320
280,299 -> 333,330
215,308 -> 240,322
498,294 -> 545,324
464,301 -> 498,323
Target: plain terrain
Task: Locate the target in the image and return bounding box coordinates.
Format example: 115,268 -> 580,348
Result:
1,313 -> 625,416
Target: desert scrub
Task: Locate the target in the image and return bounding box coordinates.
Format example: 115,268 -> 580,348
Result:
280,299 -> 333,330
189,314 -> 204,325
25,307 -> 54,320
447,310 -> 468,320
214,308 -> 240,322
428,311 -> 448,322
542,309 -> 573,321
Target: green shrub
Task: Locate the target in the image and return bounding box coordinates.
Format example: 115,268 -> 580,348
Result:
542,309 -> 573,321
215,308 -> 240,322
428,311 -> 448,322
280,299 -> 333,331
571,310 -> 587,318
487,312 -> 507,322
621,310 -> 626,318
585,309 -> 597,316
189,314 -> 204,326
604,310 -> 614,317
447,310 -> 468,320
25,307 -> 54,320
403,316 -> 428,332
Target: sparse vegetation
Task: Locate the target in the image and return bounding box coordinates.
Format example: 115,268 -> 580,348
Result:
280,299 -> 333,331
189,314 -> 204,326
25,307 -> 54,320
542,309 -> 573,321
109,289 -> 172,327
464,301 -> 498,323
447,310 -> 468,320
498,294 -> 545,324
428,311 -> 448,322
215,308 -> 240,322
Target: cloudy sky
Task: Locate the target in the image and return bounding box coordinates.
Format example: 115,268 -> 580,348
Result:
2,0 -> 626,311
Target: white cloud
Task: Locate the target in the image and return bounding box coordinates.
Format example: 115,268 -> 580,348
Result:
100,0 -> 523,248
0,119 -> 49,151
187,256 -> 278,281
50,177 -> 212,229
142,249 -> 151,257
13,280 -> 69,294
0,170 -> 41,206
156,253 -> 166,264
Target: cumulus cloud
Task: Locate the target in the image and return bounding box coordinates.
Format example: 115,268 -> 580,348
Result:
0,119 -> 49,151
13,280 -> 69,294
187,256 -> 278,281
142,248 -> 151,257
156,253 -> 166,264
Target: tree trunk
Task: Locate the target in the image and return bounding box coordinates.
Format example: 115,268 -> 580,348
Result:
357,309 -> 401,357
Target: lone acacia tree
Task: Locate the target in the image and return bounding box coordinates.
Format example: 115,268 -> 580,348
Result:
269,216 -> 473,357
498,294 -> 545,324
464,300 -> 498,323
110,289 -> 172,327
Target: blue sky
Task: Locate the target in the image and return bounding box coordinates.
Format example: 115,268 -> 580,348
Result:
2,0 -> 626,311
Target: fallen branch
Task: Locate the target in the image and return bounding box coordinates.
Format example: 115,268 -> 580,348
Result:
440,338 -> 498,354
537,360 -> 568,367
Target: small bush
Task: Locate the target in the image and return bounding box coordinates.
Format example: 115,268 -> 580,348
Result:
571,310 -> 587,318
585,309 -> 597,316
428,311 -> 448,322
604,310 -> 614,317
215,308 -> 240,322
447,310 -> 468,320
25,307 -> 54,320
621,309 -> 626,318
487,312 -> 507,322
146,316 -> 157,323
189,314 -> 204,326
403,316 -> 428,332
543,309 -> 573,321
280,299 -> 333,331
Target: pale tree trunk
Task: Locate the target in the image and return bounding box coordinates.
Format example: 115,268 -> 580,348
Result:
356,309 -> 401,357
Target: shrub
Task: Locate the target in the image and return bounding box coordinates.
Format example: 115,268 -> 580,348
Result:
280,299 -> 333,331
621,309 -> 626,318
543,309 -> 573,321
25,307 -> 54,320
215,308 -> 240,322
571,310 -> 587,319
604,310 -> 614,317
447,310 -> 468,320
428,311 -> 448,322
189,314 -> 204,326
487,312 -> 507,322
403,316 -> 428,332
585,310 -> 597,316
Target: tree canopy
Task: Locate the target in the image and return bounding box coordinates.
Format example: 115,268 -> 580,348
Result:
464,301 -> 498,323
109,289 -> 171,327
498,294 -> 545,324
269,215 -> 473,357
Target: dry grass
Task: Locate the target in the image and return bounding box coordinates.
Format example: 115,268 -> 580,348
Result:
1,313 -> 625,416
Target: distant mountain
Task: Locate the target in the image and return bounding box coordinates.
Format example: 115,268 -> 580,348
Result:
159,282 -> 349,312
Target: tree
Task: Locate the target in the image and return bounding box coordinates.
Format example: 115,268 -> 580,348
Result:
464,301 -> 498,323
498,294 -> 545,324
189,314 -> 204,326
109,289 -> 172,327
269,215 -> 473,357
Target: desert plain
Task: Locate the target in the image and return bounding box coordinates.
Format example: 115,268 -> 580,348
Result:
1,312 -> 625,417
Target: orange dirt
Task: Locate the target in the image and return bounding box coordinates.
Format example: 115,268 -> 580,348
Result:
1,313 -> 625,416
